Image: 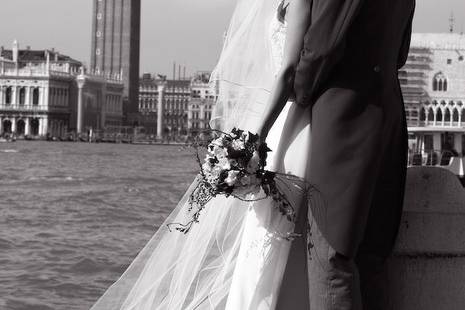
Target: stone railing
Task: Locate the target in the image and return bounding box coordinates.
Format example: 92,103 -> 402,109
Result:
385,167 -> 465,309
0,104 -> 48,112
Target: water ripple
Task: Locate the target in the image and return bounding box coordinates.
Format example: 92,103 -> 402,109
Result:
1,141 -> 198,310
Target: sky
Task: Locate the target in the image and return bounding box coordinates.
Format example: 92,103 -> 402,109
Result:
0,0 -> 464,77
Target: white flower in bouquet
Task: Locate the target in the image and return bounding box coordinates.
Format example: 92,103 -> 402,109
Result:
231,139 -> 245,151
213,145 -> 228,158
218,157 -> 231,170
225,170 -> 240,186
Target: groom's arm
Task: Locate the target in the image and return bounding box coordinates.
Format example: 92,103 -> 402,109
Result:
294,0 -> 364,107
397,3 -> 415,69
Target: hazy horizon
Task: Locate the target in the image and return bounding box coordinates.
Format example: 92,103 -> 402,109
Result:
0,0 -> 464,77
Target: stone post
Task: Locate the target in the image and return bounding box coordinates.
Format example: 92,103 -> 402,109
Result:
76,76 -> 85,134
157,82 -> 166,140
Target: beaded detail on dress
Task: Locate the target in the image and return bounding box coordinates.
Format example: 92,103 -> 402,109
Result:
269,0 -> 288,76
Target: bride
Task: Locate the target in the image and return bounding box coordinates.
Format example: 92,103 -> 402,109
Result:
91,0 -> 313,308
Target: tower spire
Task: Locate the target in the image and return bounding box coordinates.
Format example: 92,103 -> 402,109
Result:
449,12 -> 455,33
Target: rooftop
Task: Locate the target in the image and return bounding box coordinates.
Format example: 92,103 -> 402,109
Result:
0,47 -> 81,65
411,33 -> 465,50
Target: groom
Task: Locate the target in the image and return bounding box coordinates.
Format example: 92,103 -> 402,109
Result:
293,0 -> 415,308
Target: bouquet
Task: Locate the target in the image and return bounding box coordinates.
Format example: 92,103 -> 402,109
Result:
168,128 -> 297,234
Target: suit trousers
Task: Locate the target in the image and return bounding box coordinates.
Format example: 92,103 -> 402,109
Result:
306,207 -> 362,310
307,206 -> 392,310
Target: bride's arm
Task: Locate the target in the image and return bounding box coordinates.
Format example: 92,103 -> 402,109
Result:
258,0 -> 311,139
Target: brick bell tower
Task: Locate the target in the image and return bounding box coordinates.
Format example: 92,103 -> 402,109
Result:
90,0 -> 141,125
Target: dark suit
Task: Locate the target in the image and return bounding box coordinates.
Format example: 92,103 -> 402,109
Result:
294,0 -> 415,259
291,0 -> 415,308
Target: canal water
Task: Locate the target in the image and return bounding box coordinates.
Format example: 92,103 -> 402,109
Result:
0,141 -> 199,310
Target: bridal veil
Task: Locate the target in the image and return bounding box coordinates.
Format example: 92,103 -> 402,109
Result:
89,0 -> 304,309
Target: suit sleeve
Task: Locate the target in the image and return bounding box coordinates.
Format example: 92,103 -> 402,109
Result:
397,4 -> 415,69
293,0 -> 364,106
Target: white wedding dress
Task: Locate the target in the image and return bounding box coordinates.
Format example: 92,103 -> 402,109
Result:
91,1 -> 312,309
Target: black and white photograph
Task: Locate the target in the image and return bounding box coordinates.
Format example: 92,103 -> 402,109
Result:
1,0 -> 465,309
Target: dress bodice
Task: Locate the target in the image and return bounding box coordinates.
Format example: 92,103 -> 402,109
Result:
269,0 -> 288,75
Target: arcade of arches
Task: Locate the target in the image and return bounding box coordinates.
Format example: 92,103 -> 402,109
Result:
0,116 -> 68,137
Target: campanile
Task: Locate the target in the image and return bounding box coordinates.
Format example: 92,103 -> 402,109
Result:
90,0 -> 141,123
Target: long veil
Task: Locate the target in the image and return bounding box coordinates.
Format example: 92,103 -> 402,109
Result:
89,0 -> 308,309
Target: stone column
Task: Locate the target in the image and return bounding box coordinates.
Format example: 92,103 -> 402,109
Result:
40,86 -> 45,107
11,118 -> 17,133
77,77 -> 85,134
44,85 -> 49,108
42,117 -> 48,136
38,118 -> 42,136
454,133 -> 463,155
12,86 -> 17,105
0,86 -> 3,105
157,83 -> 166,139
0,117 -> 3,134
25,117 -> 30,135
433,133 -> 442,151
100,88 -> 107,130
25,86 -> 31,106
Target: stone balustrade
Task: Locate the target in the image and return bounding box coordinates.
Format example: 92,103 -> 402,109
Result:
385,167 -> 465,309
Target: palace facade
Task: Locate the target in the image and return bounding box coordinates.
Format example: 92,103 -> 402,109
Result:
0,41 -> 124,138
138,71 -> 216,139
401,33 -> 465,156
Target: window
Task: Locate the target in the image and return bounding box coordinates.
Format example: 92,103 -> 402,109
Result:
447,59 -> 452,65
5,87 -> 12,105
19,87 -> 26,105
453,108 -> 459,122
436,109 -> 443,122
459,56 -> 464,61
33,88 -> 39,106
433,72 -> 448,92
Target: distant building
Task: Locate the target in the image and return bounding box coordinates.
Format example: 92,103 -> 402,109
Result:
90,0 -> 141,125
188,71 -> 217,135
0,41 -> 124,138
137,71 -> 217,139
400,33 -> 465,156
138,74 -> 190,138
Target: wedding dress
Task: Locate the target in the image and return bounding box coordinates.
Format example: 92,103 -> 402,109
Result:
90,0 -> 312,309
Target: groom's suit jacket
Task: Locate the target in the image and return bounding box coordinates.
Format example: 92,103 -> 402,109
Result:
294,0 -> 415,258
